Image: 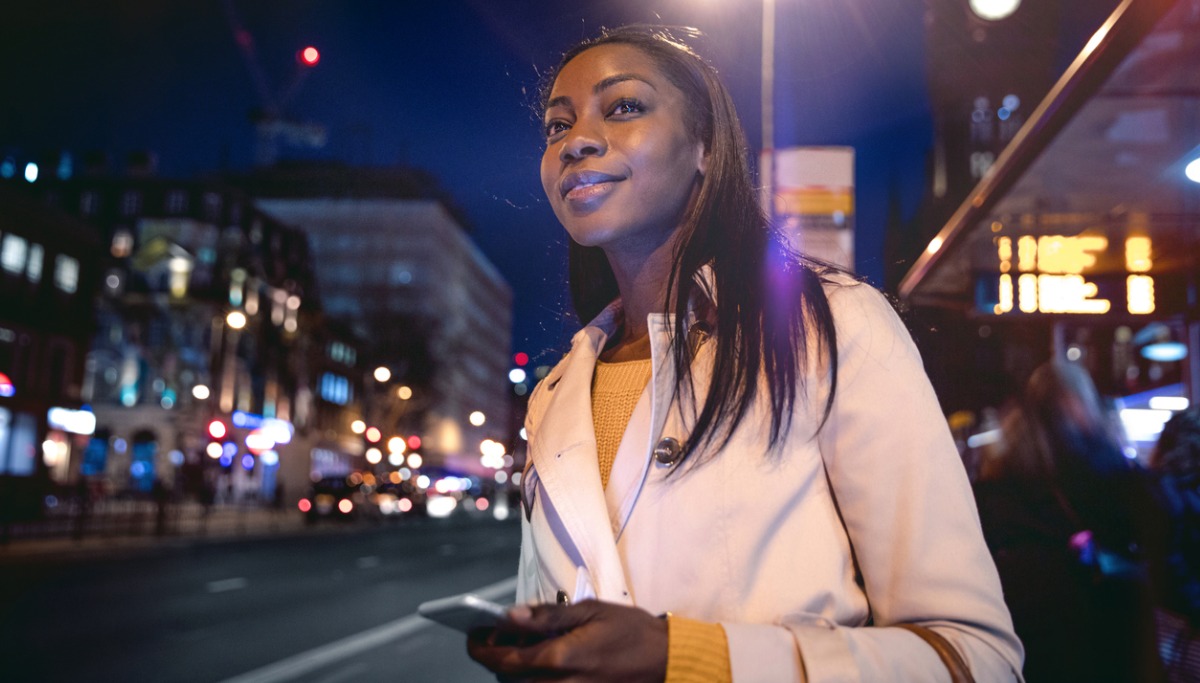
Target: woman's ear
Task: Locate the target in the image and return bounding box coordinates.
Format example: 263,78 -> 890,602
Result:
696,144 -> 709,177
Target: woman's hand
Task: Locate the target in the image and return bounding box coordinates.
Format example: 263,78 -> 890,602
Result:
467,599 -> 668,682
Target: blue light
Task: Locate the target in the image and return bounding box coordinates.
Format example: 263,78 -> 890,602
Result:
233,410 -> 263,429
222,442 -> 238,458
0,157 -> 14,178
131,461 -> 147,478
1186,158 -> 1200,184
57,153 -> 73,180
113,438 -> 128,453
219,454 -> 233,467
24,162 -> 38,183
1142,342 -> 1187,363
241,454 -> 255,470
997,107 -> 1011,121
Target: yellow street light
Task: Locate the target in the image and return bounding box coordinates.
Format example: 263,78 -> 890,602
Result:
226,311 -> 247,330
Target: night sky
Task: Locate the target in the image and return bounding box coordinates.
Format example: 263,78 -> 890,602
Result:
5,0 -> 955,360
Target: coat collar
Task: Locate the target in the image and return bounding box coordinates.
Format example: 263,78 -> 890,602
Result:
524,265 -> 718,602
567,263 -> 718,350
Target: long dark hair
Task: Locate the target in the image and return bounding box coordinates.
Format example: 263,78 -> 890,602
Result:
543,26 -> 840,464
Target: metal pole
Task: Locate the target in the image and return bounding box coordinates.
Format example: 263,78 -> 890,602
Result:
761,0 -> 776,223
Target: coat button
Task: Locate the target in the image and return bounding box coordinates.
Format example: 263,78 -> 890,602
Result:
653,437 -> 683,466
556,590 -> 570,606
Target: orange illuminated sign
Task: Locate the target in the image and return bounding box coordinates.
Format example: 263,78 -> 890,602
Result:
993,235 -> 1153,315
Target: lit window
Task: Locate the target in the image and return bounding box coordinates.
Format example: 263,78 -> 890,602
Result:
319,373 -> 350,405
27,244 -> 43,283
54,255 -> 79,293
80,191 -> 100,216
111,229 -> 133,258
203,192 -> 222,221
121,191 -> 142,216
166,189 -> 188,214
1,234 -> 27,274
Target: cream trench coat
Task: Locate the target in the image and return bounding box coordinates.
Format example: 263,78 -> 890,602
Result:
516,273 -> 1024,682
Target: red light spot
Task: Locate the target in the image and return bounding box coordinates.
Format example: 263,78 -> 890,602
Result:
407,435 -> 421,450
299,46 -> 320,66
514,352 -> 529,367
475,498 -> 490,511
298,499 -> 312,512
208,420 -> 227,440
398,498 -> 413,512
365,427 -> 381,443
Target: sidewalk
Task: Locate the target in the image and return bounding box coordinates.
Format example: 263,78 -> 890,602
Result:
0,500 -> 319,561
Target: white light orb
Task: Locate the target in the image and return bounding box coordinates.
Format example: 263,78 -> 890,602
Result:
969,0 -> 1021,21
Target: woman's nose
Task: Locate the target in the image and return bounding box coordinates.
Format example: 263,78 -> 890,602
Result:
559,123 -> 606,162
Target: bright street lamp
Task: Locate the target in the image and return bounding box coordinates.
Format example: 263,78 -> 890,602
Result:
226,311 -> 247,330
374,366 -> 391,382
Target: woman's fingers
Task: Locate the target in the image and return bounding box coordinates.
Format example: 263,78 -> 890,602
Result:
468,601 -> 667,682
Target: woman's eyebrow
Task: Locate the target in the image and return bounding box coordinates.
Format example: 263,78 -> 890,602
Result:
593,73 -> 656,94
545,73 -> 657,113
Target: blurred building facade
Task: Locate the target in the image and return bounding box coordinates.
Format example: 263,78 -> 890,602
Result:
3,166 -> 368,508
244,163 -> 513,478
0,187 -> 102,519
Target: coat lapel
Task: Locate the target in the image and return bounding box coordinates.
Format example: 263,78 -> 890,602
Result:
528,313 -> 633,604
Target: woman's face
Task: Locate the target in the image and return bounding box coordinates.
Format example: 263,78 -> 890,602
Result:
541,44 -> 706,254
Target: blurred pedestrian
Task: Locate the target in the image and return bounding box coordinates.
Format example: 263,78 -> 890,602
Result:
152,477 -> 170,536
974,359 -> 1164,682
1150,408 -> 1200,679
467,26 -> 1021,682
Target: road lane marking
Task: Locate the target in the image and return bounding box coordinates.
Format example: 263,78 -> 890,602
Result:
355,555 -> 380,569
206,577 -> 249,593
217,576 -> 517,683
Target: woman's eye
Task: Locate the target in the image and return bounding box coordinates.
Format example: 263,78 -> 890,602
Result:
544,120 -> 569,138
609,99 -> 643,116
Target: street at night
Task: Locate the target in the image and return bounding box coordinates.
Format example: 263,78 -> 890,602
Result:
0,518 -> 519,683
3,0 -> 1200,680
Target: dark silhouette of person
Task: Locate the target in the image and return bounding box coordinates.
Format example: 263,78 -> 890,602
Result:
975,359 -> 1165,682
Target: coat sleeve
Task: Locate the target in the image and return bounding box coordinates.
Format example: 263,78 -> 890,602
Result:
725,282 -> 1024,682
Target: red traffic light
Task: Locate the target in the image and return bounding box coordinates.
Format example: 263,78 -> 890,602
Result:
298,46 -> 320,67
207,420 -> 227,440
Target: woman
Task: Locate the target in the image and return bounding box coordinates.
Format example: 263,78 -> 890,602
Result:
1151,409 -> 1200,631
974,360 -> 1163,682
469,27 -> 1021,682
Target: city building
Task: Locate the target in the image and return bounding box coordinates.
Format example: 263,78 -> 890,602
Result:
3,166 -> 366,507
243,162 -> 514,478
0,186 -> 102,520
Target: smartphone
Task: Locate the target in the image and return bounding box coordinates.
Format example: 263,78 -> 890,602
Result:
418,593 -> 509,633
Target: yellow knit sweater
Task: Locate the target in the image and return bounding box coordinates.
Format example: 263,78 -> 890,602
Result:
591,358 -> 732,683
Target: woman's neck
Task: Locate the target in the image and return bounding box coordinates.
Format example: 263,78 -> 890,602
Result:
602,233 -> 678,361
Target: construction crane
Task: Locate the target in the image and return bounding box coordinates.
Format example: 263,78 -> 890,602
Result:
221,0 -> 326,166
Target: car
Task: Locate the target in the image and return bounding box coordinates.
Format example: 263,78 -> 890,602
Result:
370,481 -> 426,519
298,475 -> 371,523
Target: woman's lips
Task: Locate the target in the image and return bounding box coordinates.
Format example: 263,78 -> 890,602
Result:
564,179 -> 618,202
